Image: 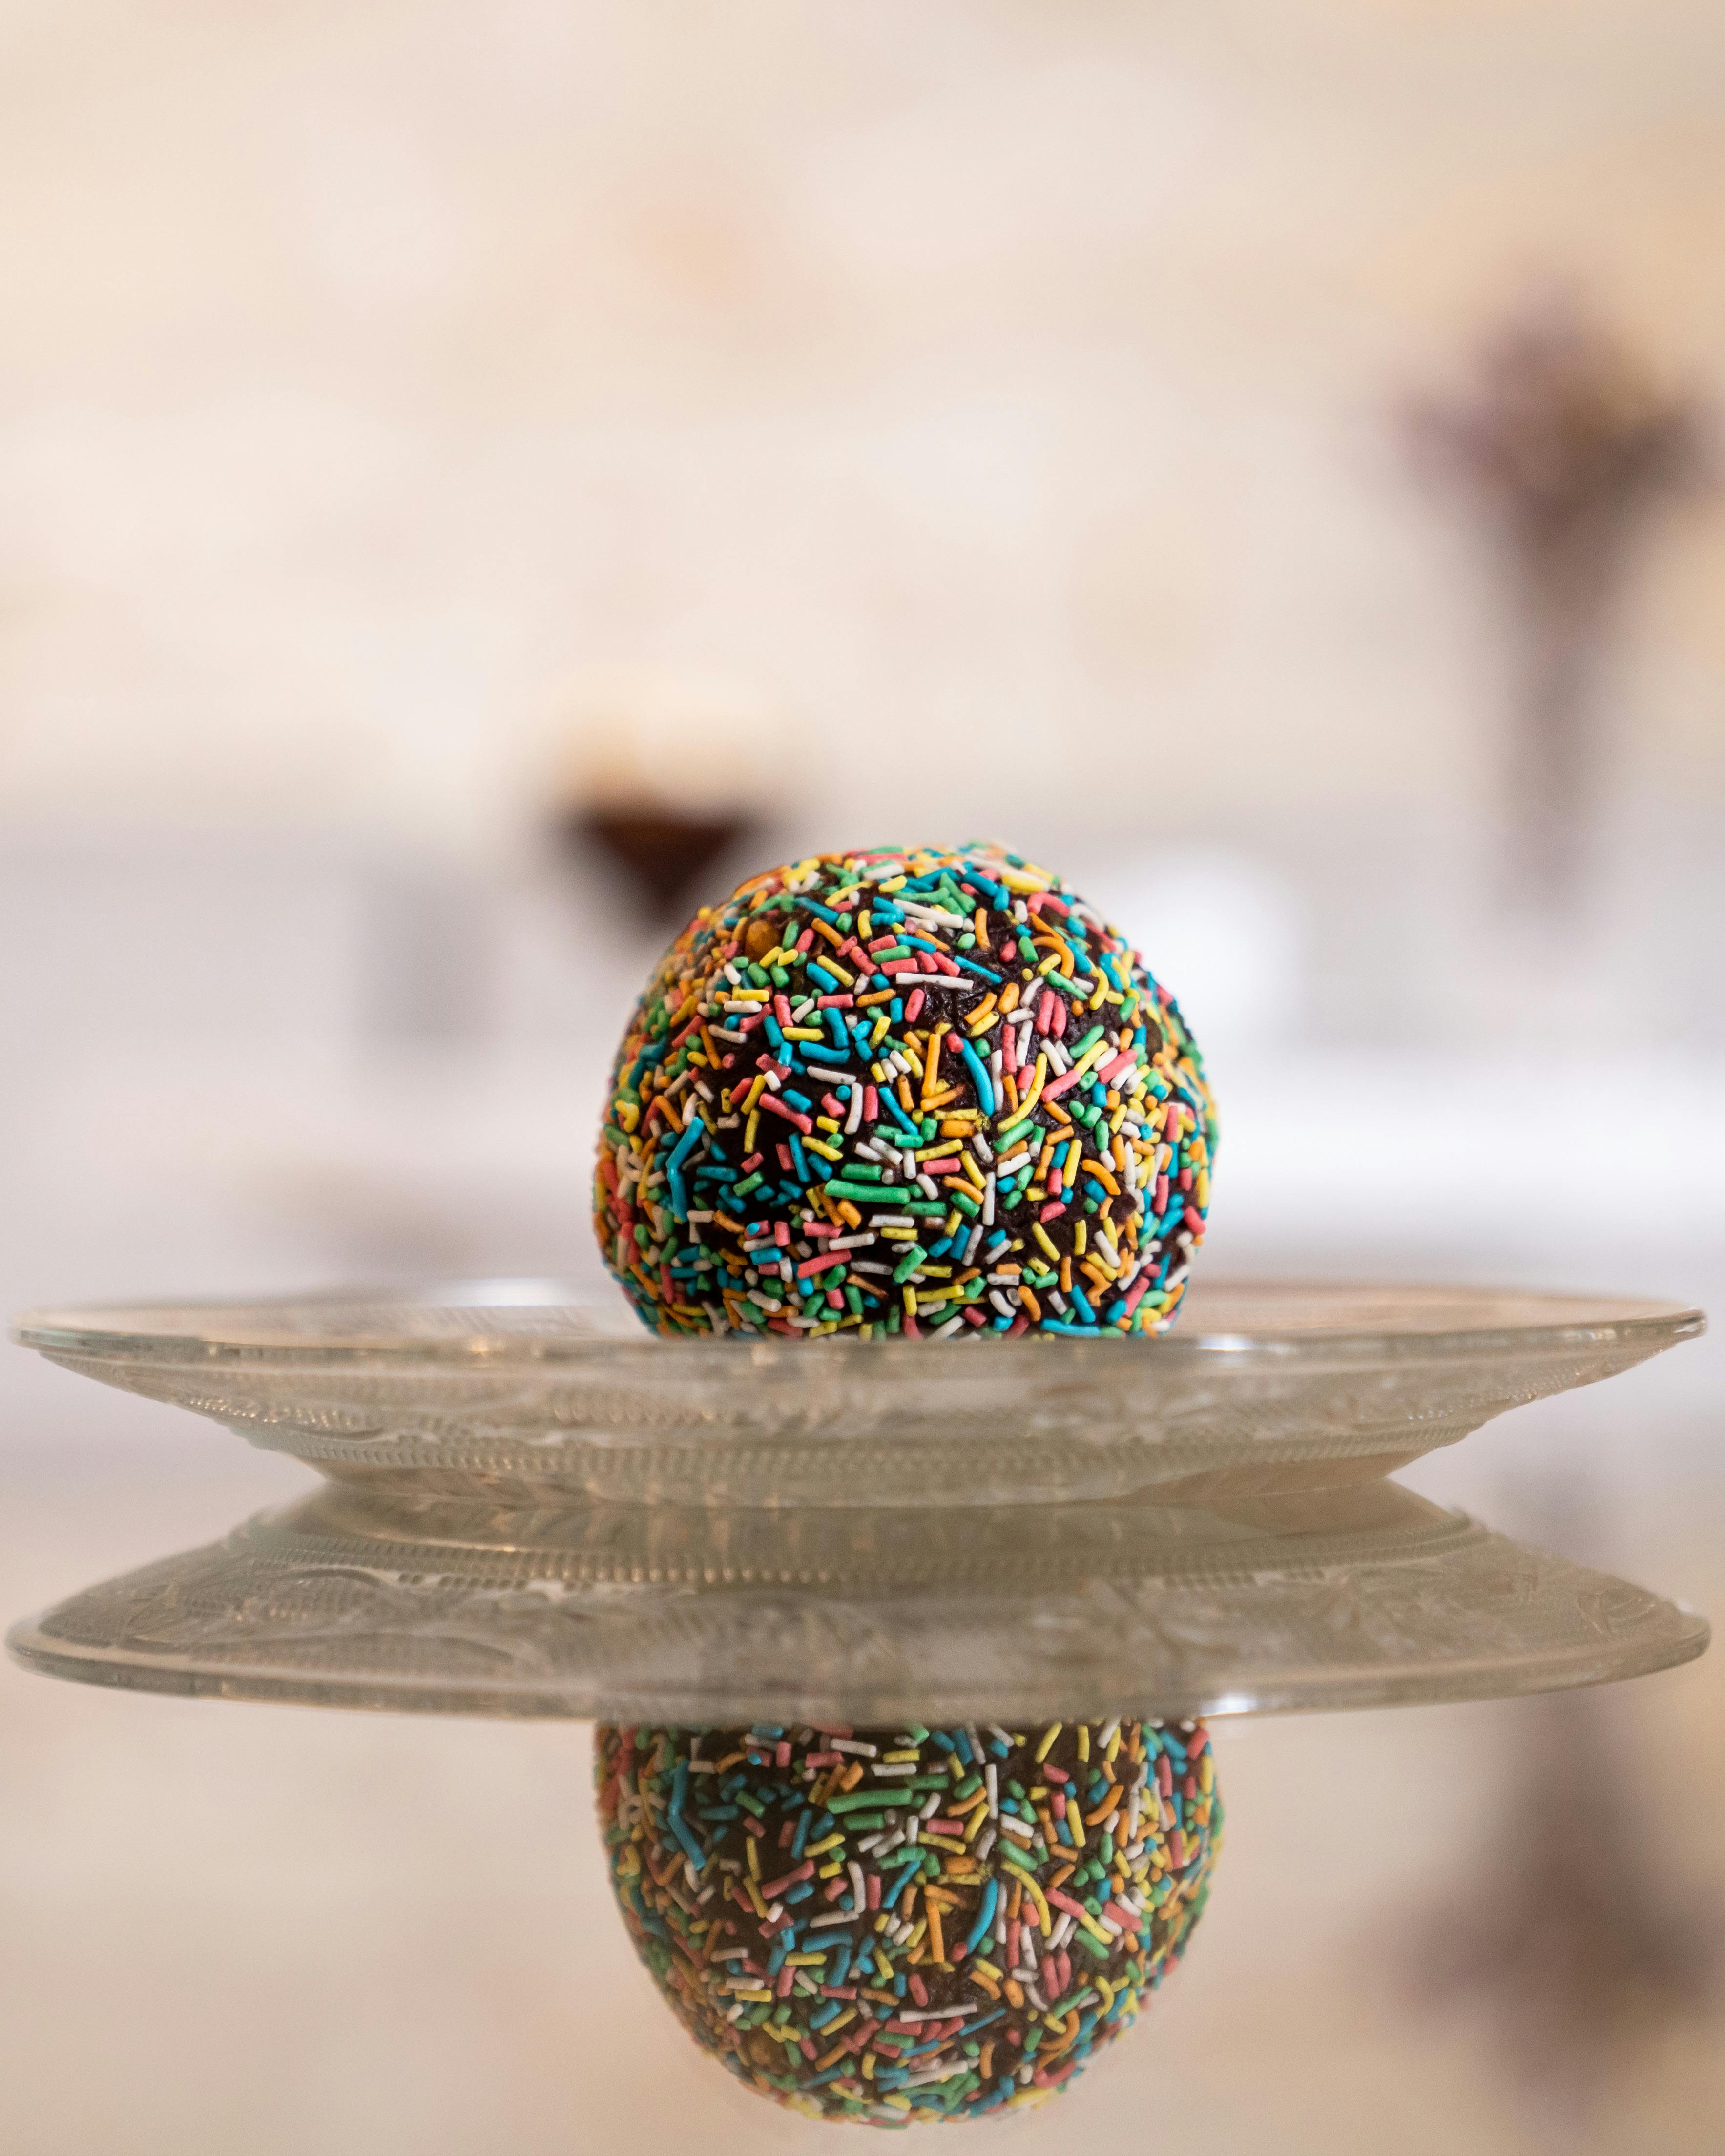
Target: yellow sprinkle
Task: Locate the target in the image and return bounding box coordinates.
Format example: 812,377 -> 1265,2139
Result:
747,1837 -> 761,1878
1077,1725 -> 1090,1763
1032,1223 -> 1060,1263
744,1108 -> 760,1156
1035,1723 -> 1062,1762
806,1833 -> 845,1857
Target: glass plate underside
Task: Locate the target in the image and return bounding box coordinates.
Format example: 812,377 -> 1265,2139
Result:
8,1479 -> 1707,1723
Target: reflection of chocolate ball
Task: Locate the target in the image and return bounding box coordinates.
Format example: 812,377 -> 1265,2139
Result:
593,843 -> 1215,1339
595,1718 -> 1221,2125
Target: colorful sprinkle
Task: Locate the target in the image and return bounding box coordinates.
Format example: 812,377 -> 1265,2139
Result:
595,1718 -> 1221,2124
593,844 -> 1217,1340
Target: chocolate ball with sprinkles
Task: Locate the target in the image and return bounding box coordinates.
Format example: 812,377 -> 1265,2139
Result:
595,1717 -> 1221,2125
593,843 -> 1215,1339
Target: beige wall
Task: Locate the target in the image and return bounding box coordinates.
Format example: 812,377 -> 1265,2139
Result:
1,0 -> 1722,855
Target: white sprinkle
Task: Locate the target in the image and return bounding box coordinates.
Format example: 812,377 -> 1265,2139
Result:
831,1739 -> 878,1757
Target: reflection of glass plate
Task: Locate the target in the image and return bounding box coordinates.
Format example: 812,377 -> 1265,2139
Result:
13,1279 -> 1704,1508
7,1478 -> 1706,1723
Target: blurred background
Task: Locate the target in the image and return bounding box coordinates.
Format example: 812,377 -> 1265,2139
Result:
3,3 -> 1724,2151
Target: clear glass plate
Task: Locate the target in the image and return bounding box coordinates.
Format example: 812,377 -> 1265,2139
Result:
12,1278 -> 1704,1509
7,1475 -> 1706,1723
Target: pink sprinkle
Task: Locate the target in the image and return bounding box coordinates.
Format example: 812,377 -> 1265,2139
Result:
816,994 -> 855,1008
795,1250 -> 848,1280
920,1155 -> 960,1175
820,1985 -> 858,2001
1097,1049 -> 1136,1085
863,1086 -> 879,1122
774,995 -> 793,1024
807,1720 -> 854,1737
805,1751 -> 842,1768
903,1312 -> 922,1338
909,1974 -> 929,2008
1183,1204 -> 1204,1233
777,1967 -> 795,1998
867,1873 -> 880,1910
761,1095 -> 813,1134
1123,1273 -> 1154,1318
1007,1311 -> 1029,1337
1104,1901 -> 1139,1931
904,988 -> 924,1023
761,1859 -> 815,1898
1039,1200 -> 1066,1223
773,1221 -> 790,1247
795,929 -> 815,952
822,1093 -> 844,1117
